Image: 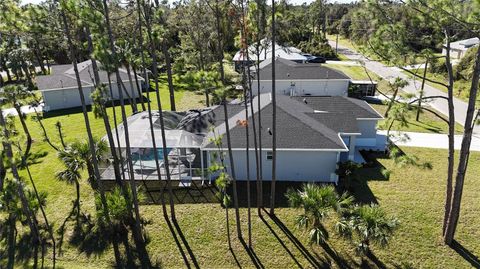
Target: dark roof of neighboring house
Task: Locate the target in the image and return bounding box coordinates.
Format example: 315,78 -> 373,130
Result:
35,60 -> 143,91
292,96 -> 382,119
254,58 -> 350,80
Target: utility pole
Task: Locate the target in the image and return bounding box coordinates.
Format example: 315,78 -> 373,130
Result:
335,33 -> 339,55
416,59 -> 429,121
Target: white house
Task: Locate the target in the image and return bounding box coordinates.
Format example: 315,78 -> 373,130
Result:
251,58 -> 351,97
442,37 -> 480,59
36,60 -> 143,111
202,94 -> 383,182
102,94 -> 383,185
233,39 -> 308,71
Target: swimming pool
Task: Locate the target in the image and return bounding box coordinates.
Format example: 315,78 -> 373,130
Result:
132,148 -> 172,169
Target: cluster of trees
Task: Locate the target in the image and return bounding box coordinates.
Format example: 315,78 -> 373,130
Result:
341,0 -> 480,246
0,0 -> 479,268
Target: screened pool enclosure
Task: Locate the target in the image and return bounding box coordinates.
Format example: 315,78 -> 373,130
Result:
99,111 -> 211,185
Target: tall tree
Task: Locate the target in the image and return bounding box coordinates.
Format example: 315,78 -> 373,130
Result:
57,0 -> 122,264
269,0 -> 277,215
99,0 -> 152,266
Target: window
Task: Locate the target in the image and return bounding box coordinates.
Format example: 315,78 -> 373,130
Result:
266,151 -> 273,160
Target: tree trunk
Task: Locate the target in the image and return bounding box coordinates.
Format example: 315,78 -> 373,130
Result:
416,59 -> 428,121
101,0 -> 153,267
132,64 -> 146,111
0,104 -> 40,255
162,42 -> 176,111
384,87 -> 399,118
135,0 -> 168,217
144,0 -> 176,220
126,64 -> 139,113
22,151 -> 56,269
223,97 -> 243,239
444,39 -> 480,245
15,105 -> 32,157
215,0 -> 225,83
269,0 -> 277,215
255,0 -> 264,212
442,33 -> 456,237
58,2 -> 123,265
7,215 -> 16,269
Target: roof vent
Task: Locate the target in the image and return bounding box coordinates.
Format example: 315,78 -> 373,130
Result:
268,128 -> 273,135
303,98 -> 307,104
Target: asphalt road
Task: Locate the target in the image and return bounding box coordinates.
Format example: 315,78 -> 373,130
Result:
328,40 -> 480,138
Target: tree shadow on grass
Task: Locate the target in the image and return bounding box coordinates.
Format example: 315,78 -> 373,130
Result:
347,150 -> 391,204
451,240 -> 480,268
169,216 -> 200,269
258,212 -> 307,268
266,210 -> 356,269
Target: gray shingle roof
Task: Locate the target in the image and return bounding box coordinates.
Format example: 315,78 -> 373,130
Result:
292,96 -> 382,119
255,58 -> 350,80
35,60 -> 143,90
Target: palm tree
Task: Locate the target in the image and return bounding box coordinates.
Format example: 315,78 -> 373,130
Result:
336,204 -> 399,260
56,143 -> 84,224
286,184 -> 353,244
269,0 -> 277,215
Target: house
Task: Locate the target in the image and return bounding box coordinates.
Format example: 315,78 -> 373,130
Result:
101,94 -> 383,185
36,60 -> 144,111
442,37 -> 480,59
251,58 -> 352,96
233,39 -> 308,71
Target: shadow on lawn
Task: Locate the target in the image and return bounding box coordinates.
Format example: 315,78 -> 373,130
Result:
349,150 -> 391,204
264,210 -> 356,269
451,240 -> 480,268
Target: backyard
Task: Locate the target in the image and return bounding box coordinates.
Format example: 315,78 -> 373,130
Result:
5,84 -> 479,268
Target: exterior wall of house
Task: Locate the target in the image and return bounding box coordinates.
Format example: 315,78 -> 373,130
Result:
41,82 -> 140,111
252,80 -> 350,96
222,150 -> 340,182
356,119 -> 378,147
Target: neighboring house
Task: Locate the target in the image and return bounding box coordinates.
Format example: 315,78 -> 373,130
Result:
233,39 -> 308,71
36,60 -> 143,111
442,37 -> 480,59
102,94 -> 383,184
251,58 -> 352,96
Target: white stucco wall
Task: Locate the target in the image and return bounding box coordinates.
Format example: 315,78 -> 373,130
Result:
220,150 -> 339,182
357,119 -> 378,147
41,82 -> 140,111
252,79 -> 350,96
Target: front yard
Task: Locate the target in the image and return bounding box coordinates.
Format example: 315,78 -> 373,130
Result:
5,79 -> 480,267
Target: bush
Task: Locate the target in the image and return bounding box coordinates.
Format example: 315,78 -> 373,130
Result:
428,57 -> 447,74
297,35 -> 337,59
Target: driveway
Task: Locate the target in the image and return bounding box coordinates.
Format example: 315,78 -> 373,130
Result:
2,104 -> 43,116
328,40 -> 480,138
378,130 -> 480,151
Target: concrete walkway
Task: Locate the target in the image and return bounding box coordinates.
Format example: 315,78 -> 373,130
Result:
378,130 -> 480,151
328,40 -> 480,138
2,104 -> 43,116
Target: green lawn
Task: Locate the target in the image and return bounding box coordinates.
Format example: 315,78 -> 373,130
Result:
371,103 -> 464,134
3,78 -> 480,268
404,68 -> 479,103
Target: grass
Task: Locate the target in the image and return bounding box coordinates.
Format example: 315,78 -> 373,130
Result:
403,68 -> 479,103
371,103 -> 464,134
3,76 -> 480,268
